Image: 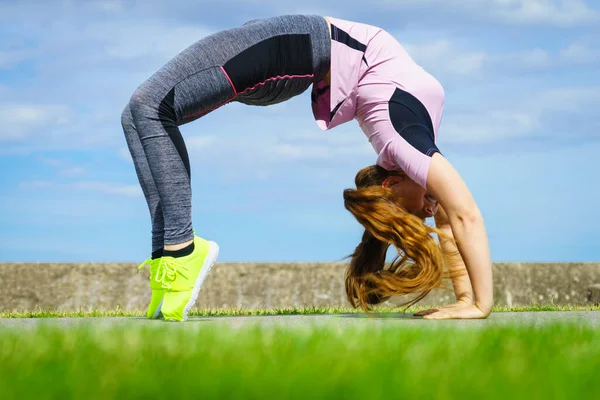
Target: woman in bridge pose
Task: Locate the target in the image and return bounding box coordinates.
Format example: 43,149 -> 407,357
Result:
123,15 -> 493,322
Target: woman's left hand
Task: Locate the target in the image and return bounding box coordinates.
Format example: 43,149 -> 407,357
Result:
422,303 -> 490,320
413,297 -> 472,317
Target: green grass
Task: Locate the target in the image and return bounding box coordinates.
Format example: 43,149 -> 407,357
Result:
1,303 -> 599,318
0,322 -> 598,399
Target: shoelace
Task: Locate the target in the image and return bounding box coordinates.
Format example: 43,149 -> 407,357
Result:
154,258 -> 189,289
137,258 -> 153,274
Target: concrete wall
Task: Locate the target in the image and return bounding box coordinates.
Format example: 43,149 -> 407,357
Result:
1,262 -> 599,311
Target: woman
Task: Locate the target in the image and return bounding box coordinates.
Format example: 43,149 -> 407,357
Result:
124,15 -> 493,322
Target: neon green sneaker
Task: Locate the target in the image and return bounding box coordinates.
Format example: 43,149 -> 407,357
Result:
156,236 -> 219,322
137,258 -> 165,319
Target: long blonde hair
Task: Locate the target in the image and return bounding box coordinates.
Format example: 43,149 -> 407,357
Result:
343,165 -> 460,311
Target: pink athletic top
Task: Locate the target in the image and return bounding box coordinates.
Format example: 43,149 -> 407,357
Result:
311,17 -> 445,189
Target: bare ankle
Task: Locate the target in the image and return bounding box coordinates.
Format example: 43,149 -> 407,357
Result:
164,239 -> 193,251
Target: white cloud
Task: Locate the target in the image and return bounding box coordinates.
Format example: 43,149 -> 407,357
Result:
37,157 -> 86,176
0,48 -> 34,69
207,0 -> 600,27
178,127 -> 376,183
0,104 -> 73,141
402,34 -> 596,82
39,157 -> 65,167
73,181 -> 141,197
403,40 -> 487,76
20,181 -> 53,189
440,86 -> 600,144
379,0 -> 599,26
84,22 -> 215,62
90,0 -> 124,13
186,129 -> 373,165
0,4 -> 216,86
491,0 -> 599,26
559,40 -> 600,64
186,136 -> 217,151
441,111 -> 540,143
497,48 -> 553,69
0,101 -> 127,153
534,87 -> 600,113
118,146 -> 133,163
61,167 -> 87,176
19,180 -> 142,197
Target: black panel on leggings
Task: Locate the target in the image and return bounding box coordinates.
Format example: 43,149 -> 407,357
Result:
160,89 -> 192,179
388,87 -> 440,157
223,34 -> 313,92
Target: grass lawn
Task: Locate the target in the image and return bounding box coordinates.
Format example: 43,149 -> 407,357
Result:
1,303 -> 599,318
0,320 -> 598,399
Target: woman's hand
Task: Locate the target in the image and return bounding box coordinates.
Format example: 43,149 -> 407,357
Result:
421,303 -> 491,320
413,297 -> 472,317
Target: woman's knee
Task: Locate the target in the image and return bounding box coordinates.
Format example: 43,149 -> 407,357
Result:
127,83 -> 152,114
121,103 -> 133,128
127,81 -> 174,122
122,82 -> 155,128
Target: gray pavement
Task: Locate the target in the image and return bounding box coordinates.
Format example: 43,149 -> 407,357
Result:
1,311 -> 599,330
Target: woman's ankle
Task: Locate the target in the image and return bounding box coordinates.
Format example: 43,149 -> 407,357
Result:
164,239 -> 194,251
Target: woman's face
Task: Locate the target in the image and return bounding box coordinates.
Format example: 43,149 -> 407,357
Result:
382,174 -> 438,220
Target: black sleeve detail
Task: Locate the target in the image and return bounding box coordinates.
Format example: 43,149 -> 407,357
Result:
331,25 -> 367,52
330,99 -> 345,121
388,87 -> 440,157
395,124 -> 440,157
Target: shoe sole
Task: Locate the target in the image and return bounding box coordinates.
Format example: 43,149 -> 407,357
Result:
152,297 -> 164,319
182,241 -> 220,321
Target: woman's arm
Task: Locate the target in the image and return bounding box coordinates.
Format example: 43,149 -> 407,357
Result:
434,204 -> 473,303
424,153 -> 494,319
414,205 -> 474,317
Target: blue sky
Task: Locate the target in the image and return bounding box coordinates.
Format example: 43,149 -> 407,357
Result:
1,0 -> 599,262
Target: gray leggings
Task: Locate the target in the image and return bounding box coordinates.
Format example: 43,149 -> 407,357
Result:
121,15 -> 331,251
